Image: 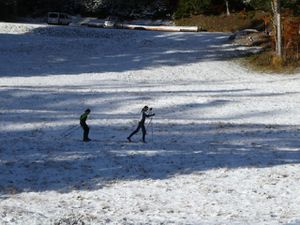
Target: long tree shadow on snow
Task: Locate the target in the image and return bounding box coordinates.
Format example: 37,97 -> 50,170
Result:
0,26 -> 259,77
0,121 -> 299,194
1,63 -> 300,193
2,84 -> 298,125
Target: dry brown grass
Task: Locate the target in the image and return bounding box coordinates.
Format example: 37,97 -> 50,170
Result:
174,11 -> 267,32
240,50 -> 300,73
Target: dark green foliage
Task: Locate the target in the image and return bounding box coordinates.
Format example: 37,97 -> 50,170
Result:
245,0 -> 300,15
103,0 -> 172,19
16,0 -> 78,16
245,0 -> 272,11
79,0 -> 106,17
282,0 -> 300,15
174,0 -> 247,19
174,0 -> 212,18
0,0 -> 175,19
1,0 -> 299,21
0,0 -> 17,21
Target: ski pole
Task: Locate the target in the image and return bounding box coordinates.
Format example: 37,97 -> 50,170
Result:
61,125 -> 78,137
147,118 -> 153,129
146,107 -> 154,128
62,124 -> 77,134
151,118 -> 154,143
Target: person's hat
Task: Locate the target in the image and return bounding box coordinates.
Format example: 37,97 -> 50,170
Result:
85,108 -> 91,113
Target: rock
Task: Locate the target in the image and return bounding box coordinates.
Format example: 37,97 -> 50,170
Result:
229,29 -> 271,48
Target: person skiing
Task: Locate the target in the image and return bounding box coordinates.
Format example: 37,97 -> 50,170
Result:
80,108 -> 91,142
127,106 -> 155,143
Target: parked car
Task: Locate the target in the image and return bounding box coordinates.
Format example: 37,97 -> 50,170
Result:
104,16 -> 120,28
47,12 -> 72,25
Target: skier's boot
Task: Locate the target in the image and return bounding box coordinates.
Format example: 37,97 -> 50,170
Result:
83,138 -> 91,142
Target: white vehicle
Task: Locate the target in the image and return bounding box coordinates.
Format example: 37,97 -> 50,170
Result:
104,16 -> 120,28
47,12 -> 71,25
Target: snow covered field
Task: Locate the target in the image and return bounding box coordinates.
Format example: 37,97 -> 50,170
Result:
0,22 -> 300,225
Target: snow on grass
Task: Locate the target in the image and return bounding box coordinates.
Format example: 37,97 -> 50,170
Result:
0,22 -> 300,225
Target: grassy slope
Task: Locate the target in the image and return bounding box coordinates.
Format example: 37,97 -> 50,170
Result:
174,11 -> 266,32
175,12 -> 300,73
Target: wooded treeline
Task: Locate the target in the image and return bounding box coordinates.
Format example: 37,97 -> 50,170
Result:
0,0 -> 299,21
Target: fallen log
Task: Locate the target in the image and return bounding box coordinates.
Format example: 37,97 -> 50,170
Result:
116,24 -> 200,32
84,22 -> 200,32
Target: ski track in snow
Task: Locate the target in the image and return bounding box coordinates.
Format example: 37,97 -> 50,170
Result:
0,22 -> 300,225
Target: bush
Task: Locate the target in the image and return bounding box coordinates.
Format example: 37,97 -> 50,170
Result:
175,11 -> 267,32
174,0 -> 212,19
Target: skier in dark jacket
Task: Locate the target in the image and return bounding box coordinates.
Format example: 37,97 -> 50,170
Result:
80,109 -> 91,142
127,106 -> 155,143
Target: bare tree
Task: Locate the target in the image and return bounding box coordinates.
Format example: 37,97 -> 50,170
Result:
225,0 -> 230,16
272,0 -> 282,57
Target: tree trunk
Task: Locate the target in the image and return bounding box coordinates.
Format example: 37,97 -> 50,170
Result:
225,0 -> 230,16
272,0 -> 282,57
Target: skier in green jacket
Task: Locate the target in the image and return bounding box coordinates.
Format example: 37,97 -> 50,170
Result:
80,109 -> 91,142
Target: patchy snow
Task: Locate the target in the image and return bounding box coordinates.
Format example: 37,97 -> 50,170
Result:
0,22 -> 300,225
